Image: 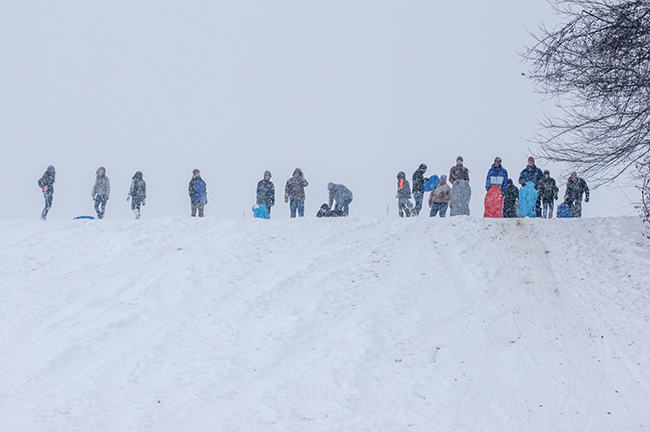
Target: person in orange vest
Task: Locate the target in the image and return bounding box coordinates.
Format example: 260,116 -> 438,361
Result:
396,171 -> 412,217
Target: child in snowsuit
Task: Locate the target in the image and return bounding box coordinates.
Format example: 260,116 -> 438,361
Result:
502,178 -> 519,218
127,171 -> 147,219
92,167 -> 110,219
38,165 -> 56,220
316,203 -> 342,218
189,169 -> 208,217
429,175 -> 452,217
396,171 -> 412,217
537,170 -> 558,218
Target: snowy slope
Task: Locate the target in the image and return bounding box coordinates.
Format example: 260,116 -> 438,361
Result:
1,216 -> 649,431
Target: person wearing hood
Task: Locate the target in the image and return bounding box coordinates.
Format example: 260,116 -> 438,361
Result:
396,171 -> 412,217
485,157 -> 508,192
518,156 -> 545,217
449,156 -> 469,185
189,169 -> 208,217
316,203 -> 342,218
327,182 -> 353,217
37,165 -> 56,220
538,169 -> 558,218
284,168 -> 308,218
428,175 -> 452,217
502,178 -> 519,218
412,163 -> 428,216
127,171 -> 147,219
564,171 -> 590,217
91,166 -> 110,219
256,170 -> 275,215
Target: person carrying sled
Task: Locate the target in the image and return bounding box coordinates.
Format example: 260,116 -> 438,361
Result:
502,178 -> 519,218
449,156 -> 469,185
327,182 -> 353,217
412,163 -> 428,216
396,171 -> 412,217
127,171 -> 147,219
429,174 -> 452,217
256,170 -> 275,216
38,165 -> 56,220
284,168 -> 308,218
518,156 -> 544,217
188,169 -> 208,217
92,166 -> 110,219
538,170 -> 558,219
564,171 -> 590,218
485,157 -> 508,192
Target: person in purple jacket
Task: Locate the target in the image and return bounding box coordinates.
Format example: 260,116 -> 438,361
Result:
485,157 -> 508,192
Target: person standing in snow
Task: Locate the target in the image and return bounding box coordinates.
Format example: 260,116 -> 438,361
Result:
327,182 -> 353,217
485,157 -> 508,192
38,165 -> 56,220
538,170 -> 558,219
411,163 -> 428,216
518,156 -> 545,217
284,168 -> 308,218
449,156 -> 469,185
92,166 -> 110,219
429,175 -> 452,217
564,171 -> 590,218
396,171 -> 412,217
127,171 -> 146,220
256,170 -> 275,216
502,178 -> 519,218
188,169 -> 208,217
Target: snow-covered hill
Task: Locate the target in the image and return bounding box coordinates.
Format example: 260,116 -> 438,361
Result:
1,216 -> 649,431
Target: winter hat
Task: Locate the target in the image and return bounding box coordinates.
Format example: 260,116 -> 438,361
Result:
543,169 -> 550,175
528,156 -> 535,164
397,171 -> 406,179
193,169 -> 200,176
96,166 -> 106,176
133,171 -> 143,179
440,174 -> 447,181
264,170 -> 272,179
456,156 -> 463,162
419,163 -> 427,170
494,157 -> 502,164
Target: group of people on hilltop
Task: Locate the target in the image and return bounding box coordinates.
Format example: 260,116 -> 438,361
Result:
396,155 -> 590,219
486,156 -> 589,218
36,160 -> 590,220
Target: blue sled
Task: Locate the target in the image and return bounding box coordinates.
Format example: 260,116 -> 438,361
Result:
73,215 -> 96,220
252,204 -> 270,219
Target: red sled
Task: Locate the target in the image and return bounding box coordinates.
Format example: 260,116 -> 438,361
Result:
484,186 -> 503,218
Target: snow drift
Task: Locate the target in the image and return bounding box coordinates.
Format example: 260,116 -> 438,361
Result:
1,216 -> 649,431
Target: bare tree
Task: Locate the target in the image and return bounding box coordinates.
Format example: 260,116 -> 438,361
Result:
636,161 -> 650,235
525,0 -> 650,183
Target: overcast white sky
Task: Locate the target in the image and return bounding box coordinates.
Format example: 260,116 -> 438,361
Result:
0,0 -> 640,220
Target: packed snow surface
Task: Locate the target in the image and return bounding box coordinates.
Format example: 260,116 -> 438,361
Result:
1,216 -> 649,431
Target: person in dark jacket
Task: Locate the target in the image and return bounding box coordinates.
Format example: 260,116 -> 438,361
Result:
316,203 -> 343,218
284,168 -> 309,218
327,182 -> 353,217
537,170 -> 558,219
256,170 -> 275,215
502,178 -> 519,218
412,163 -> 427,216
92,166 -> 110,219
564,171 -> 590,217
38,165 -> 56,220
188,169 -> 207,217
485,157 -> 508,192
127,171 -> 147,219
449,156 -> 469,185
518,156 -> 545,217
396,171 -> 412,217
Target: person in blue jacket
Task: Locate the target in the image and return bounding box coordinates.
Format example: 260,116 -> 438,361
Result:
189,169 -> 208,217
485,157 -> 508,192
518,156 -> 545,217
